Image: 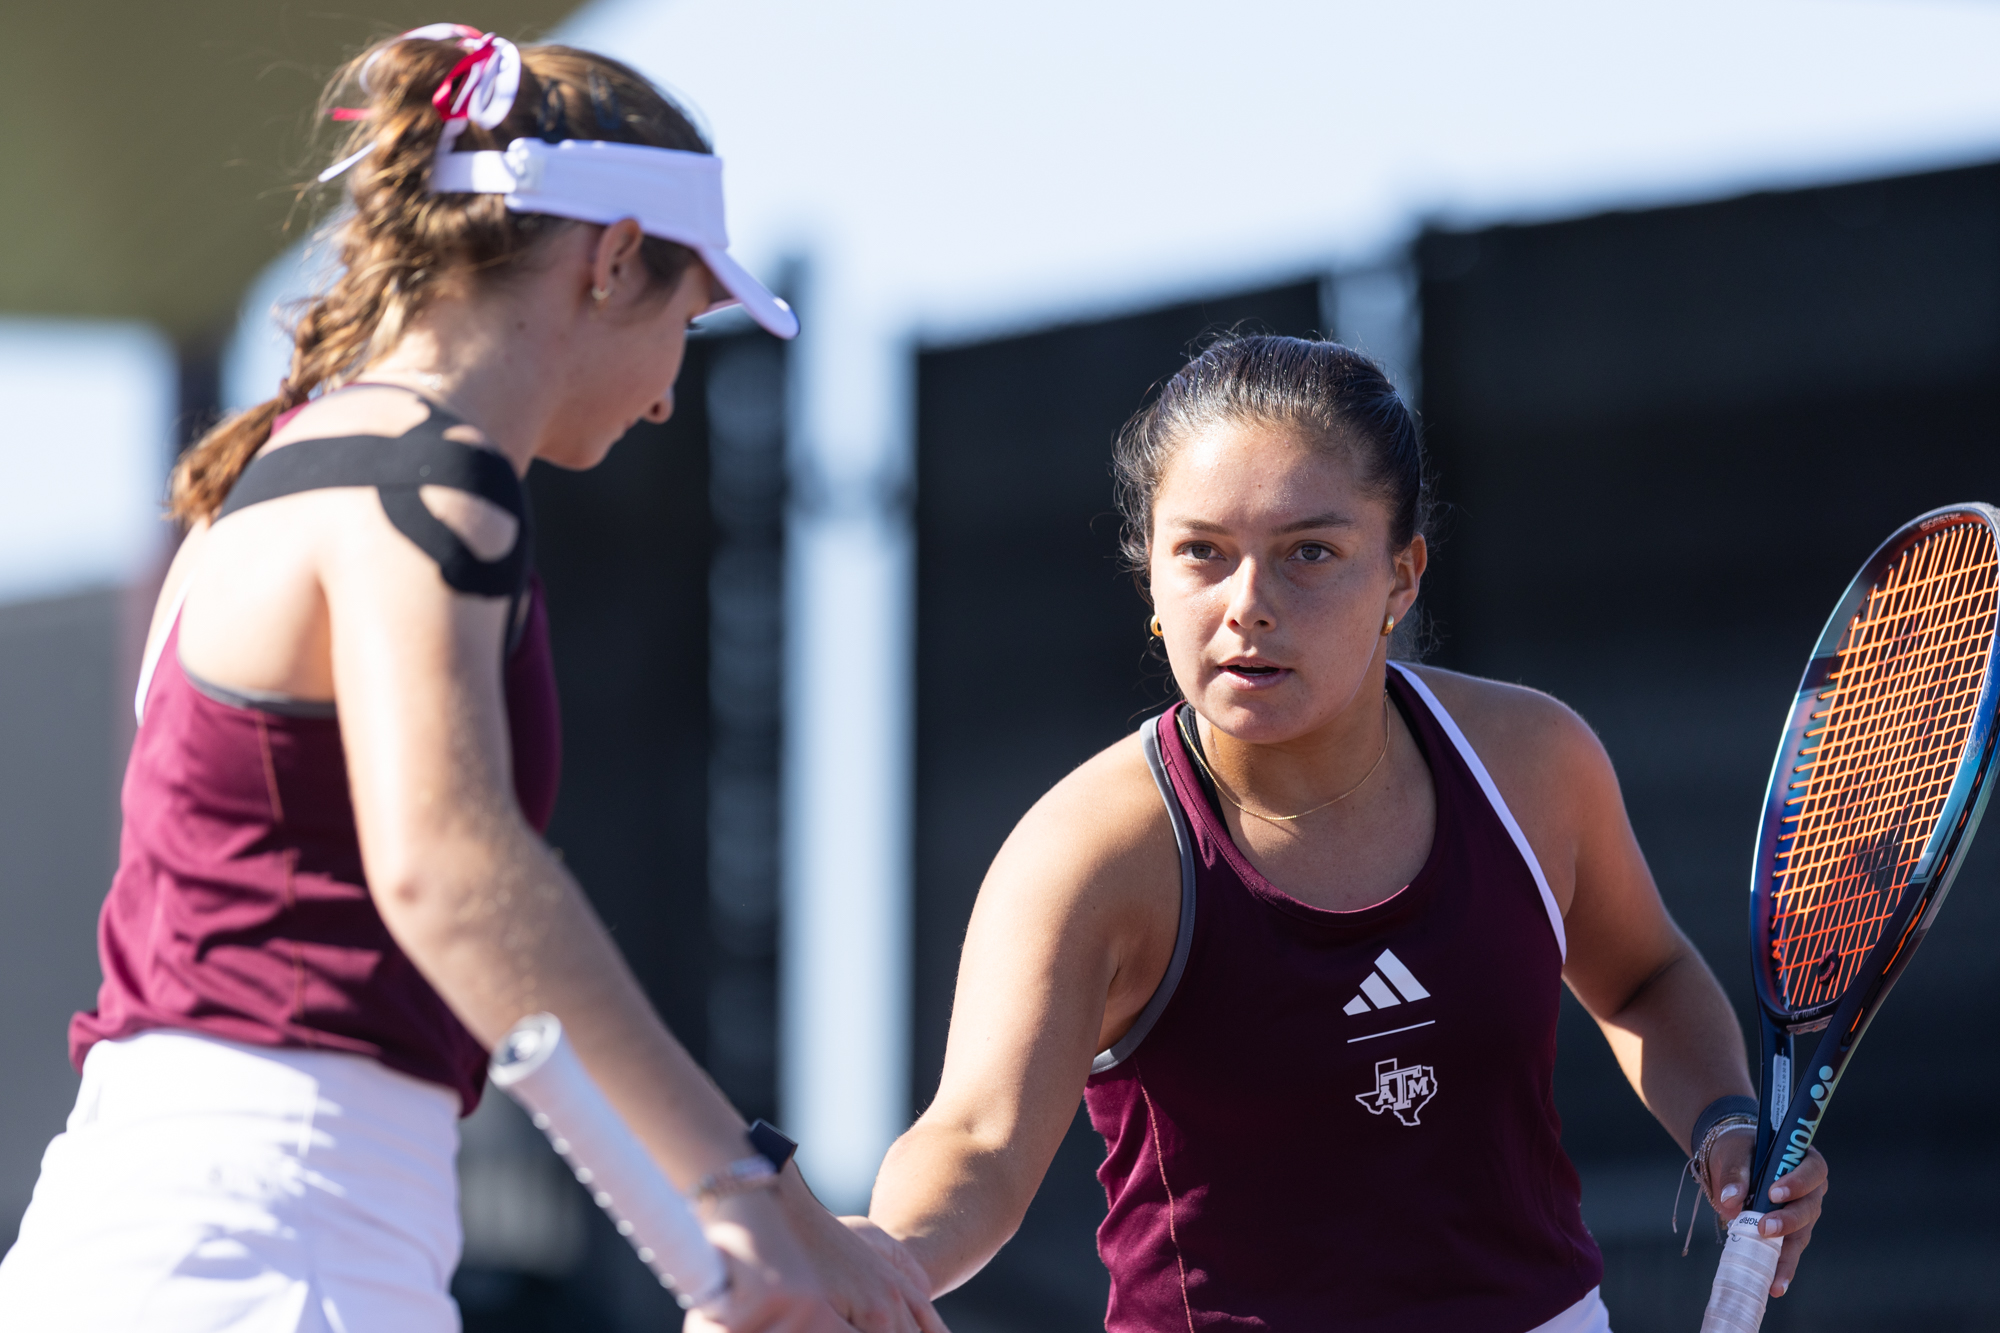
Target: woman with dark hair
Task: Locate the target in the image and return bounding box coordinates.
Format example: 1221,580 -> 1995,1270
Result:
0,27 -> 939,1333
860,336 -> 1828,1330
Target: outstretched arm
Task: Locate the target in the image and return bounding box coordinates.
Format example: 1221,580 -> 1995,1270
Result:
868,739 -> 1180,1294
321,491 -> 937,1333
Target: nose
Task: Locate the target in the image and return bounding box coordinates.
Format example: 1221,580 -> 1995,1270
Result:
1223,558 -> 1277,633
644,386 -> 676,423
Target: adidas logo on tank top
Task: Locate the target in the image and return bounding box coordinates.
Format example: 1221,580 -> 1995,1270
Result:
1342,949 -> 1430,1015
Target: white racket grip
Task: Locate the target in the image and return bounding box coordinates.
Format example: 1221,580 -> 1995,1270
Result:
1700,1212 -> 1783,1333
490,1014 -> 729,1310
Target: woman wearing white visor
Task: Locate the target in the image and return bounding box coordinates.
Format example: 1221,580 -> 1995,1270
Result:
0,26 -> 941,1333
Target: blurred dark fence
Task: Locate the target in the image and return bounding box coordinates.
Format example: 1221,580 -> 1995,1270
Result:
914,282 -> 1325,1329
455,326 -> 789,1331
1419,162 -> 2000,1330
0,591 -> 131,1248
911,161 -> 2000,1331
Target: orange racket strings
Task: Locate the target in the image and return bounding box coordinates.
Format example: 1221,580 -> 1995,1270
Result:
1769,519 -> 1998,1013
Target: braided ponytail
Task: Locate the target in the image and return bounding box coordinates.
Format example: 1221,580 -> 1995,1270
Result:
170,36 -> 709,522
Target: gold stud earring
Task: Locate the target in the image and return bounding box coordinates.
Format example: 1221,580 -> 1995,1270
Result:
1149,615 -> 1164,638
1382,613 -> 1397,637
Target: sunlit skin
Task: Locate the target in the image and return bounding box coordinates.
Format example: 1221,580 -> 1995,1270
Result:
177,219 -> 716,705
1150,421 -> 1427,912
1154,418 -> 1422,746
152,218 -> 947,1333
864,417 -> 1827,1304
358,215 -> 710,472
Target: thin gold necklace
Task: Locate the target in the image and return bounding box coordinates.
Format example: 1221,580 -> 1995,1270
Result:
1184,693 -> 1391,826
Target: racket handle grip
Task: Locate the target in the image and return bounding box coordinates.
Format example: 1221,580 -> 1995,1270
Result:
490,1014 -> 729,1310
1700,1212 -> 1783,1333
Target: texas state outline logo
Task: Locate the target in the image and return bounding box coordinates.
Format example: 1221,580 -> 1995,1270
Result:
1355,1057 -> 1437,1127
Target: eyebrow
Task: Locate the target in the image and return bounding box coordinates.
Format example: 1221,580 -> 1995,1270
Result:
1171,511 -> 1358,535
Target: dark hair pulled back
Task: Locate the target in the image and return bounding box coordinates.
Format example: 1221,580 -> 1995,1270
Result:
170,36 -> 709,522
1112,335 -> 1431,578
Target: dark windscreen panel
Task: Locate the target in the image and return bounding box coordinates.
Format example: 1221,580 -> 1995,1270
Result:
1418,163 -> 2000,1328
909,157 -> 2000,1333
913,281 -> 1324,1329
461,329 -> 787,1331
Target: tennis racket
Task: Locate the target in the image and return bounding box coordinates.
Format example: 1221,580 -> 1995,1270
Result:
490,1013 -> 730,1310
1700,504 -> 2000,1332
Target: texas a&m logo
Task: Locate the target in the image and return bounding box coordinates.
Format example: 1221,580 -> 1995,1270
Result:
1355,1058 -> 1437,1126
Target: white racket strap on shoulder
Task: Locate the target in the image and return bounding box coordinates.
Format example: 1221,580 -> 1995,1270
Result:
430,137 -> 798,339
490,1013 -> 729,1310
1700,1211 -> 1783,1332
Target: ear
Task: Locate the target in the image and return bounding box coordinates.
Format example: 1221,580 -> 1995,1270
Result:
1390,534 -> 1427,619
589,218 -> 649,303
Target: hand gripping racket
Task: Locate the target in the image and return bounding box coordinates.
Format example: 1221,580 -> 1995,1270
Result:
1700,504 -> 2000,1332
490,1013 -> 730,1310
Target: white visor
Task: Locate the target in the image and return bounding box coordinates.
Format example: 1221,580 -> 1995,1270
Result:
431,138 -> 798,339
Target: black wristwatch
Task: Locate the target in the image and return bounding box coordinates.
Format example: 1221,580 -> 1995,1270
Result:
747,1118 -> 797,1172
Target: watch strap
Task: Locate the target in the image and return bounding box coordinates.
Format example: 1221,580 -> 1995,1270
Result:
747,1118 -> 798,1172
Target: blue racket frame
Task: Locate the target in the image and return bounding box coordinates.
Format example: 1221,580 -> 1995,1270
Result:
1744,503 -> 2000,1212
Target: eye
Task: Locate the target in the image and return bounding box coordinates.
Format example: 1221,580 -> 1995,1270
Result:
1295,542 -> 1334,563
1179,541 -> 1219,561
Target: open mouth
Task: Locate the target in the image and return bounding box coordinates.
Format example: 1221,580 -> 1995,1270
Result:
1220,662 -> 1289,684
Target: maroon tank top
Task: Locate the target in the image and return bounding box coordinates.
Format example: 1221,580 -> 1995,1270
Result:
1083,664 -> 1601,1330
69,400 -> 560,1114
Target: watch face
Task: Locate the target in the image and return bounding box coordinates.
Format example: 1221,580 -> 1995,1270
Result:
748,1118 -> 798,1170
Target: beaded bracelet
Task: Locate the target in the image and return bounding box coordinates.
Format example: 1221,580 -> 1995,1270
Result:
693,1155 -> 780,1208
1668,1095 -> 1760,1254
1687,1094 -> 1760,1158
1692,1114 -> 1758,1205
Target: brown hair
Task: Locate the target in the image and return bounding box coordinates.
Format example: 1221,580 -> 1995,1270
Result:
170,37 -> 710,522
1112,334 -> 1431,578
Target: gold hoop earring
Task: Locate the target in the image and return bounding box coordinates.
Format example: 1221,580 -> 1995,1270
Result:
1149,615 -> 1164,638
1382,613 -> 1397,637
590,284 -> 611,303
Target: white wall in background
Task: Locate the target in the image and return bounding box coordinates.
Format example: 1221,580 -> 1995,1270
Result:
0,320 -> 174,606
223,235 -> 342,414
562,0 -> 2000,346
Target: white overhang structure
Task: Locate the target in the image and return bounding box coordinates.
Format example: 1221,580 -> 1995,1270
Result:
239,0 -> 2000,1208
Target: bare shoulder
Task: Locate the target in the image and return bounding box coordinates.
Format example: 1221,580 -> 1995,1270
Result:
1398,663 -> 1608,777
266,385 -> 434,450
971,723 -> 1182,1019
249,387 -> 517,562
981,724 -> 1180,926
266,384 -> 494,451
1397,664 -> 1622,904
1007,727 -> 1175,877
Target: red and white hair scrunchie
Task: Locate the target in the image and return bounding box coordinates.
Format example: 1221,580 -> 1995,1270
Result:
321,23 -> 522,182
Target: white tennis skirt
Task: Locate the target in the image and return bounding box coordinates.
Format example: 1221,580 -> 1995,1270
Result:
1528,1286 -> 1613,1333
0,1030 -> 463,1332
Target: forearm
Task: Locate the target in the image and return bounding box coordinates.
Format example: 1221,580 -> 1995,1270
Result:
870,1119 -> 1040,1296
378,820 -> 753,1188
1591,943 -> 1753,1151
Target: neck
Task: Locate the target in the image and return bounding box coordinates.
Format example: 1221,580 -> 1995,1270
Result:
1195,663 -> 1398,822
361,288 -> 559,476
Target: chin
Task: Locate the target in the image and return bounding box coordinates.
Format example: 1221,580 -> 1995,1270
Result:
542,433 -> 622,471
1197,690 -> 1315,745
